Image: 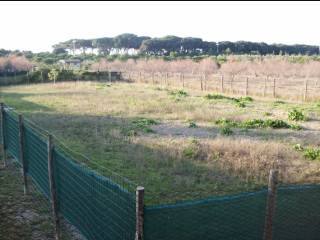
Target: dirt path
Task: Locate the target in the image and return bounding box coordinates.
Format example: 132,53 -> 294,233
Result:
151,121 -> 320,146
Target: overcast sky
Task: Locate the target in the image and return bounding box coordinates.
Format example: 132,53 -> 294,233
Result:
1,1 -> 319,53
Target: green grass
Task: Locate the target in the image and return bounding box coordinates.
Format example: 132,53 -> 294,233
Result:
1,82 -> 320,204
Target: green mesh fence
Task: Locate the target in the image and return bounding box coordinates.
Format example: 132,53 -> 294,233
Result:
3,110 -> 20,162
53,149 -> 136,240
1,107 -> 136,240
24,125 -> 50,198
273,185 -> 320,240
144,190 -> 268,240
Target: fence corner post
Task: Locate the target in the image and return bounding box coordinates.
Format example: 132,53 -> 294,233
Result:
47,134 -> 60,240
135,186 -> 144,240
263,169 -> 279,240
18,114 -> 28,194
0,103 -> 7,168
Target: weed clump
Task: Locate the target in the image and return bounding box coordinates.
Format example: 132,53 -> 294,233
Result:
132,118 -> 158,133
293,144 -> 320,160
188,121 -> 198,128
215,118 -> 300,130
204,93 -> 253,108
204,94 -> 226,100
169,90 -> 188,97
288,109 -> 306,121
220,126 -> 233,136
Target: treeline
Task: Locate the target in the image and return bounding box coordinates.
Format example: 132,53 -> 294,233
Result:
53,33 -> 320,56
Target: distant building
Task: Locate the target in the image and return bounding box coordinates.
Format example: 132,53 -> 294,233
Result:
58,59 -> 81,70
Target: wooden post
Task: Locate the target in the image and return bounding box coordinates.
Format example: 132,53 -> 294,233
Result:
165,72 -> 169,86
182,74 -> 185,88
109,71 -> 112,83
203,73 -> 207,91
245,77 -> 249,96
0,103 -> 6,168
263,169 -> 278,240
18,115 -> 28,194
231,75 -> 234,93
47,135 -> 60,240
135,186 -> 144,240
273,78 -> 276,98
221,75 -> 224,93
303,79 -> 308,101
264,77 -> 268,97
200,75 -> 203,91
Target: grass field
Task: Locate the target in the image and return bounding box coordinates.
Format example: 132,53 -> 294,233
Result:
1,81 -> 320,204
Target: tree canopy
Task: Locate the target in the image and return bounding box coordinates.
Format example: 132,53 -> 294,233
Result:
52,33 -> 320,56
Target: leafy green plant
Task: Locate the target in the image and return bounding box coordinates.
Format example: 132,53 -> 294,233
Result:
215,118 -> 238,127
220,126 -> 233,135
204,94 -> 252,108
290,124 -> 302,130
215,118 -> 300,130
204,93 -> 226,100
303,148 -> 320,160
235,101 -> 246,108
240,119 -> 265,128
293,144 -> 304,151
132,118 -> 158,133
288,109 -> 305,121
188,121 -> 198,128
263,119 -> 291,129
238,96 -> 253,102
292,144 -> 320,160
169,89 -> 188,97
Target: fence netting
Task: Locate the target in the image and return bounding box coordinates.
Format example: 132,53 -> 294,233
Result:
2,108 -> 136,240
54,149 -> 136,240
144,190 -> 268,240
273,185 -> 320,240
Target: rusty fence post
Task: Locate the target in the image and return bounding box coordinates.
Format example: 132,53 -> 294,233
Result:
263,169 -> 279,240
135,186 -> 145,240
47,135 -> 60,240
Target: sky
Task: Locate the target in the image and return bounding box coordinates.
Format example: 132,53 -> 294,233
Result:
0,1 -> 320,53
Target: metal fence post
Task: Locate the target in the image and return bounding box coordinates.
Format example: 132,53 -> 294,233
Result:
18,114 -> 28,194
0,103 -> 7,168
135,186 -> 144,240
47,135 -> 60,240
263,169 -> 278,240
